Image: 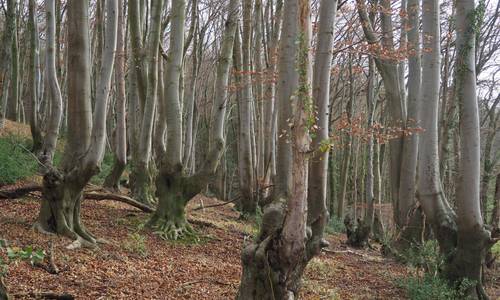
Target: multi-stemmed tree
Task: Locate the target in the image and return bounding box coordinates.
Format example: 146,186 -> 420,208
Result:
35,0 -> 118,248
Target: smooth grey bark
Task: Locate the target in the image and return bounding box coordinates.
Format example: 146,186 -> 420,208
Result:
27,0 -> 43,153
254,0 -> 265,185
36,0 -> 118,248
130,0 -> 162,204
149,0 -> 240,239
307,0 -> 337,256
209,0 -> 240,153
365,57 -> 376,229
6,0 -> 18,121
237,0 -> 257,214
262,0 -> 283,191
417,0 -> 456,254
273,0 -> 300,199
162,0 -> 185,170
104,0 -> 128,191
395,0 -> 423,249
238,0 -> 320,298
40,0 -> 63,169
448,0 -> 491,296
182,0 -> 200,173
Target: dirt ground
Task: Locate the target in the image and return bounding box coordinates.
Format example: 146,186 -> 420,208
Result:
0,191 -> 498,299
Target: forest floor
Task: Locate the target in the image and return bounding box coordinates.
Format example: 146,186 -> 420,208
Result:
0,121 -> 499,299
1,192 -> 412,300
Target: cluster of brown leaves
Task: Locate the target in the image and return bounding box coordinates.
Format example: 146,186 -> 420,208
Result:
330,113 -> 424,148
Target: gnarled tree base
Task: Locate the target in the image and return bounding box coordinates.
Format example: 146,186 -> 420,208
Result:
344,216 -> 370,248
237,199 -> 309,300
35,170 -> 96,248
147,170 -> 205,240
445,226 -> 491,300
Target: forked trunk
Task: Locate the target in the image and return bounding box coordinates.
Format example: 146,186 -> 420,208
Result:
446,0 -> 491,297
150,0 -> 239,238
36,0 -> 118,247
238,0 -> 317,298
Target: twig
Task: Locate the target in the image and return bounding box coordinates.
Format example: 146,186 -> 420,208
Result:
322,249 -> 364,257
193,196 -> 240,211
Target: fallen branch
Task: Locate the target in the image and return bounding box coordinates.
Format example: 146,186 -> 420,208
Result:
0,185 -> 154,213
322,249 -> 364,257
193,196 -> 240,211
0,184 -> 41,198
84,192 -> 154,213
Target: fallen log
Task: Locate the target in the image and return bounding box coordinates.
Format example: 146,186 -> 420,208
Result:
0,185 -> 154,213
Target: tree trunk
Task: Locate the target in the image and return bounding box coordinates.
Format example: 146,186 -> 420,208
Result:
104,0 -> 127,191
365,57 -> 376,230
236,1 -> 257,213
262,1 -> 283,193
395,0 -> 423,249
238,0 -> 321,298
448,0 -> 491,296
36,0 -> 118,248
307,0 -> 337,254
491,173 -> 500,229
40,0 -> 64,169
6,0 -> 19,121
128,0 -> 155,204
27,0 -> 43,153
417,0 -> 458,259
150,0 -> 240,238
182,0 -> 200,174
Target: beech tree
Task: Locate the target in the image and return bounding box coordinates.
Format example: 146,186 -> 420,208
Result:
238,0 -> 337,297
104,0 -> 127,191
35,0 -> 118,248
148,0 -> 240,239
416,0 -> 494,296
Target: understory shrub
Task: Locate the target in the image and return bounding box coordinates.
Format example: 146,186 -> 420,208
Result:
325,215 -> 345,234
0,135 -> 37,185
398,240 -> 475,300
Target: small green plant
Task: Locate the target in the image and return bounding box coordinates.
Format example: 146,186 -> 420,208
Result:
398,274 -> 475,300
0,135 -> 37,185
0,240 -> 45,267
325,216 -> 345,234
401,240 -> 443,276
397,240 -> 477,300
122,233 -> 148,257
6,245 -> 45,266
491,241 -> 500,257
90,151 -> 115,185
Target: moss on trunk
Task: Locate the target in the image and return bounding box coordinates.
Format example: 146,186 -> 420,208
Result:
35,170 -> 96,247
129,163 -> 155,205
103,158 -> 126,192
238,198 -> 314,300
147,170 -> 204,240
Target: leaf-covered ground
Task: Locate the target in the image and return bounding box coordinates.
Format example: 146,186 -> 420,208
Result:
0,192 -> 407,299
0,189 -> 499,299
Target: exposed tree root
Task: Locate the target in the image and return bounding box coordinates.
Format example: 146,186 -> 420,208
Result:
151,220 -> 198,241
